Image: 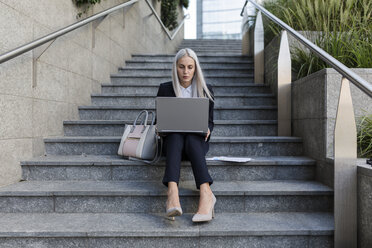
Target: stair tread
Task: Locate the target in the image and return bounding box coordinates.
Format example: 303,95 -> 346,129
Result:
119,67 -> 251,71
91,93 -> 274,97
0,180 -> 332,196
78,105 -> 277,110
110,74 -> 253,78
63,120 -> 278,125
21,155 -> 315,166
0,212 -> 333,237
43,136 -> 301,143
101,83 -> 267,87
132,54 -> 250,58
126,60 -> 253,64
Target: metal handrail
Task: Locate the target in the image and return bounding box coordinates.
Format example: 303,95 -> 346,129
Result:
242,0 -> 372,98
0,0 -> 186,65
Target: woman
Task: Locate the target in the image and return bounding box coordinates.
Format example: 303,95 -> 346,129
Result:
156,48 -> 216,222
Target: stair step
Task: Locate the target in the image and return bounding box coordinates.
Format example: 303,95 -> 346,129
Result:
101,83 -> 271,94
125,61 -> 253,69
78,105 -> 277,120
90,93 -> 276,107
43,136 -> 301,156
63,120 -> 278,137
179,46 -> 242,50
182,39 -> 242,44
21,155 -> 315,181
130,54 -> 252,63
0,212 -> 333,247
117,68 -> 253,76
0,180 -> 332,213
110,75 -> 254,84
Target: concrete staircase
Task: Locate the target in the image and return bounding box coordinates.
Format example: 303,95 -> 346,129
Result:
0,39 -> 334,247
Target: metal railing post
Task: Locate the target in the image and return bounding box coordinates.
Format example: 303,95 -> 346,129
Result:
254,11 -> 264,84
277,30 -> 291,136
334,77 -> 357,248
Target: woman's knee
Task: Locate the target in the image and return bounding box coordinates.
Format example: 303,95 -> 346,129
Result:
184,134 -> 204,153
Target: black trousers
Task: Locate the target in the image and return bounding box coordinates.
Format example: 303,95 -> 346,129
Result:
162,133 -> 213,189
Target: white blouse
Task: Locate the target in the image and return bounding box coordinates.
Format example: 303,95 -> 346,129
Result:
180,84 -> 193,98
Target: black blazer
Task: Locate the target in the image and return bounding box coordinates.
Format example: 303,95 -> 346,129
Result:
156,81 -> 215,141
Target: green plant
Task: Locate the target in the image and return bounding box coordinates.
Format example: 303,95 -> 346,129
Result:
159,0 -> 178,30
158,0 -> 189,31
180,0 -> 189,9
262,0 -> 372,78
357,114 -> 372,158
73,0 -> 103,18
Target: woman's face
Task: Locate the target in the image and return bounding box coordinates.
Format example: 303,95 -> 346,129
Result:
177,55 -> 196,85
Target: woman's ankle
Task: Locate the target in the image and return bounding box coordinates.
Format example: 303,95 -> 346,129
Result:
199,183 -> 212,195
167,182 -> 179,195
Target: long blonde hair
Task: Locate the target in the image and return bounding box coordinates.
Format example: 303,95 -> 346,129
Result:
172,48 -> 214,101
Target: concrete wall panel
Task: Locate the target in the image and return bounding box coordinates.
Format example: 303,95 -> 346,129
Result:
0,95 -> 33,139
0,0 -> 184,186
0,138 -> 32,186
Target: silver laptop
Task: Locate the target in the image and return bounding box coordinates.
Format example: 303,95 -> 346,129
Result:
156,97 -> 209,134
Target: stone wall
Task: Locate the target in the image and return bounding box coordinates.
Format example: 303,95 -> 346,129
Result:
292,68 -> 372,187
358,161 -> 372,248
0,0 -> 184,187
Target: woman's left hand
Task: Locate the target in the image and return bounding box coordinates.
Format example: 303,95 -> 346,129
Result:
205,128 -> 210,141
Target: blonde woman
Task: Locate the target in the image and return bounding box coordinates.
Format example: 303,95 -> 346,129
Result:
156,48 -> 216,222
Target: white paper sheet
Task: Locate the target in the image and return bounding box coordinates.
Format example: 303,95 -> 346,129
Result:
206,156 -> 252,163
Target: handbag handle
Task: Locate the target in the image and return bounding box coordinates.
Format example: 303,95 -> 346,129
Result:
148,111 -> 156,126
131,110 -> 149,133
133,110 -> 149,126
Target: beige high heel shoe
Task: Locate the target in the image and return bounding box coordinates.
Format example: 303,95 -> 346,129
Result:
192,193 -> 216,222
166,206 -> 183,217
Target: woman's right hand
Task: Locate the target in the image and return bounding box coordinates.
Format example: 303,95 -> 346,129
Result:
205,128 -> 210,141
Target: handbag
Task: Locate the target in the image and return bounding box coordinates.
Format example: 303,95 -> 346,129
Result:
118,110 -> 162,164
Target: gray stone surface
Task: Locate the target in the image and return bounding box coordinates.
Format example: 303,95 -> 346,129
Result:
63,119 -> 277,137
0,180 -> 332,213
90,94 -> 275,107
111,76 -> 254,85
22,162 -> 315,182
88,237 -> 198,248
0,180 -> 332,196
130,54 -> 251,63
200,236 -> 307,248
0,196 -> 54,213
292,68 -> 372,189
78,106 -> 277,121
125,61 -> 253,69
118,68 -> 252,77
0,238 -> 88,248
0,212 -> 333,237
358,161 -> 372,248
101,84 -> 271,95
43,136 -> 303,156
20,155 -> 316,166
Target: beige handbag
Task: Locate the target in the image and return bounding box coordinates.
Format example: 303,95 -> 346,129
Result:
118,110 -> 162,164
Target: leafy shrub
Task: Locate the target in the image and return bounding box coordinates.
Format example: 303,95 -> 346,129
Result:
73,0 -> 189,29
158,0 -> 189,31
262,0 -> 372,78
358,114 -> 372,158
159,0 -> 178,31
73,0 -> 102,18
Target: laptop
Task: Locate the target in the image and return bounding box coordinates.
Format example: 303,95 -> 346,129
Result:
156,97 -> 209,134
